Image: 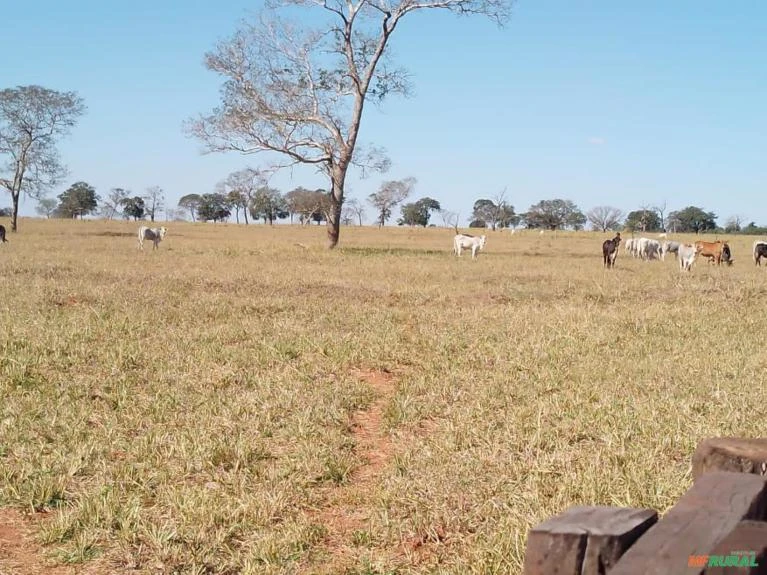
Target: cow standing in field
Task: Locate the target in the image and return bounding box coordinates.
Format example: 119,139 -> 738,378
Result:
138,226 -> 167,251
678,243 -> 698,271
661,241 -> 680,261
753,240 -> 767,266
454,233 -> 486,259
694,240 -> 732,266
0,225 -> 6,244
602,233 -> 622,268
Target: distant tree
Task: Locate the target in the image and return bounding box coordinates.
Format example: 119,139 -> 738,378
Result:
220,168 -> 265,225
143,186 -> 165,222
724,215 -> 743,234
439,209 -> 459,229
469,219 -> 487,228
567,210 -> 587,231
249,187 -> 288,225
653,201 -> 668,231
222,189 -> 244,224
0,85 -> 86,232
368,178 -> 416,227
198,193 -> 231,222
624,209 -> 662,233
586,206 -> 624,232
398,197 -> 441,227
56,181 -> 99,219
742,222 -> 767,235
178,194 -> 203,222
524,199 -> 585,230
35,197 -> 57,218
342,197 -> 366,226
121,196 -> 146,220
310,190 -> 332,225
667,206 -> 717,234
0,207 -> 11,217
471,191 -> 518,230
101,187 -> 129,220
164,207 -> 188,222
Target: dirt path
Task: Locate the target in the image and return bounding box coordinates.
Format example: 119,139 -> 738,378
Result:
301,367 -> 399,574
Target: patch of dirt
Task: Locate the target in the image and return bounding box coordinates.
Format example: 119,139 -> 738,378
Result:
0,508 -> 116,575
0,508 -> 121,575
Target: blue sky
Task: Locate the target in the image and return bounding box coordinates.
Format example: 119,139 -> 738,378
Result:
4,0 -> 767,226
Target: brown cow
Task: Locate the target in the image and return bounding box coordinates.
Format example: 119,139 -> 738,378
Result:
694,240 -> 733,266
602,233 -> 621,268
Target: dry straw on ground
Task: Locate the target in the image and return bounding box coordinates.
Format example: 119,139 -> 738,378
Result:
1,219 -> 766,574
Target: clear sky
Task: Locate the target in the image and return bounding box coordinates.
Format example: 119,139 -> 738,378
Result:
5,0 -> 767,226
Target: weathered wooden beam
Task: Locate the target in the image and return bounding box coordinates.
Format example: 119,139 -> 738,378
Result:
701,520 -> 767,574
522,505 -> 658,575
610,472 -> 767,575
693,438 -> 767,480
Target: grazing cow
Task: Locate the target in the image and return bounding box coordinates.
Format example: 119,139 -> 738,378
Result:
661,240 -> 680,261
138,226 -> 167,251
0,225 -> 6,244
678,243 -> 698,271
636,237 -> 661,260
602,233 -> 622,268
694,240 -> 732,266
454,233 -> 486,259
753,240 -> 767,266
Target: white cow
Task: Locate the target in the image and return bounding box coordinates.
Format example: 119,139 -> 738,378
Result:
454,233 -> 486,259
138,226 -> 167,251
678,243 -> 698,271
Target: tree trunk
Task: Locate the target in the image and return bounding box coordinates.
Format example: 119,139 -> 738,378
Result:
10,192 -> 19,232
326,167 -> 347,249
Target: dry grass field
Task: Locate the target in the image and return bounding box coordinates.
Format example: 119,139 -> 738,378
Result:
2,218 -> 767,574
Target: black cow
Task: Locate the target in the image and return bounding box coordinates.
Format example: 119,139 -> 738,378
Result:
754,242 -> 767,266
0,225 -> 6,244
602,232 -> 622,268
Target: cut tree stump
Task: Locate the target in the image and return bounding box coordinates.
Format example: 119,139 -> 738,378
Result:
610,472 -> 767,575
521,506 -> 658,575
692,438 -> 767,480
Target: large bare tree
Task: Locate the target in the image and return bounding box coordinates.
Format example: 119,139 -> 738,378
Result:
187,0 -> 511,248
586,205 -> 624,232
0,86 -> 85,231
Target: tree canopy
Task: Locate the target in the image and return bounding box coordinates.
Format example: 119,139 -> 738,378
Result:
523,199 -> 585,230
667,206 -> 717,233
122,196 -> 146,221
586,206 -> 624,232
55,181 -> 99,219
368,178 -> 415,227
398,197 -> 441,227
471,197 -> 518,230
624,209 -> 662,232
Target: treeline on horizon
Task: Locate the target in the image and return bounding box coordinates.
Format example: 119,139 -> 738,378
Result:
6,178 -> 767,236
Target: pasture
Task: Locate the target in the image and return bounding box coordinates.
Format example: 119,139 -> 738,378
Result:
1,219 -> 766,575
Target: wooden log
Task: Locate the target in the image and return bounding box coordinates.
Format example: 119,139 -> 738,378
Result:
702,520 -> 767,574
610,472 -> 767,575
693,438 -> 767,480
522,506 -> 658,575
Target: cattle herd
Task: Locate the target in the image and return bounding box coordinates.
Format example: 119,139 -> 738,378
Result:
599,232 -> 767,271
4,224 -> 767,272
